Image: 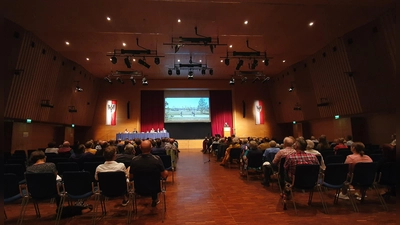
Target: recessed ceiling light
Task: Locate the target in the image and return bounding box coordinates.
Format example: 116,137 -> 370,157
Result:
309,22 -> 314,26
220,60 -> 223,62
65,41 -> 70,45
109,58 -> 112,61
107,17 -> 111,21
122,43 -> 126,46
178,19 -> 181,23
199,60 -> 202,62
283,60 -> 286,63
86,58 -> 89,61
262,60 -> 265,63
244,20 -> 248,25
177,59 -> 180,62
132,58 -> 136,62
229,45 -> 233,48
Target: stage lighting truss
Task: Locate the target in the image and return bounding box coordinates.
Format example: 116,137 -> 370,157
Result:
163,27 -> 227,53
220,40 -> 273,68
103,70 -> 147,85
232,71 -> 270,84
106,38 -> 164,67
167,62 -> 213,76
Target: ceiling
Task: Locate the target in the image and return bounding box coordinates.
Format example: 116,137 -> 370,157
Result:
4,0 -> 395,81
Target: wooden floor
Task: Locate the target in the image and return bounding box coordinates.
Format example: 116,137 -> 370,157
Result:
5,150 -> 397,225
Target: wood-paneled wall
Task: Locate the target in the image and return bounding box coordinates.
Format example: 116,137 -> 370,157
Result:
4,19 -> 99,126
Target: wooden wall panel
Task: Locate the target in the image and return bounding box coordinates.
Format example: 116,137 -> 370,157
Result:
4,20 -> 99,126
11,122 -> 56,153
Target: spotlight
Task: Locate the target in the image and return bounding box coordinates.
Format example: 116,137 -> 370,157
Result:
154,57 -> 160,65
264,58 -> 269,66
224,58 -> 230,66
252,77 -> 260,83
104,77 -> 112,83
111,56 -> 117,64
188,70 -> 194,76
124,57 -> 131,68
142,77 -> 148,85
229,78 -> 235,85
75,86 -> 83,92
176,69 -> 180,75
188,71 -> 194,79
138,58 -> 150,69
288,86 -> 294,92
167,69 -> 172,75
209,69 -> 213,75
236,59 -> 243,70
116,77 -> 124,84
241,77 -> 247,84
261,77 -> 270,83
201,69 -> 206,75
251,59 -> 258,70
130,76 -> 136,85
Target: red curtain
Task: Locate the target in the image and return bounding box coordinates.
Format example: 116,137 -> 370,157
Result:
140,91 -> 164,132
210,90 -> 233,136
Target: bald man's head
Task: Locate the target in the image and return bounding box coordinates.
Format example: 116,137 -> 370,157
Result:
140,140 -> 152,153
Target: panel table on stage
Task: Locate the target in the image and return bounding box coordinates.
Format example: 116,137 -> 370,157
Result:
116,132 -> 170,140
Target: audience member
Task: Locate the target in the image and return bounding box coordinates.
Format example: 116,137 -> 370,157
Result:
151,138 -> 166,155
84,141 -> 97,155
378,144 -> 396,197
345,135 -> 354,146
390,133 -> 396,146
243,140 -> 262,167
116,144 -> 136,167
258,137 -> 271,151
45,141 -> 59,154
58,141 -> 72,154
334,138 -> 349,153
95,146 -> 129,206
129,140 -> 168,207
164,138 -> 178,169
220,137 -> 241,166
316,135 -> 330,151
305,139 -> 326,170
262,140 -> 280,163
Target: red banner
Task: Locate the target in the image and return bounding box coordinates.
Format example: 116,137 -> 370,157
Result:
106,100 -> 117,125
254,100 -> 264,125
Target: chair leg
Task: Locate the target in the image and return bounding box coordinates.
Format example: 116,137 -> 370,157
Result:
33,201 -> 40,218
291,189 -> 297,215
308,190 -> 314,205
18,197 -> 29,225
55,196 -> 66,225
372,185 -> 388,211
317,186 -> 328,214
347,187 -> 359,212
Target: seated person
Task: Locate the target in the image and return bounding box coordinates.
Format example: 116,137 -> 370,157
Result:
220,138 -> 241,166
262,140 -> 280,163
334,138 -> 349,153
124,129 -> 129,133
45,141 -> 59,154
95,146 -> 130,206
116,144 -> 136,167
58,141 -> 72,155
151,139 -> 166,155
243,140 -> 262,168
84,141 -> 97,155
305,139 -> 325,170
150,128 -> 155,133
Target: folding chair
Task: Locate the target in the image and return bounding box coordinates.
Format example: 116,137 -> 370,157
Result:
377,162 -> 396,203
159,154 -> 174,183
317,163 -> 355,214
4,164 -> 26,184
21,173 -> 65,225
350,162 -> 387,212
227,148 -> 242,169
245,151 -> 263,180
62,171 -> 97,206
4,173 -> 26,223
95,171 -> 133,224
283,164 -> 321,214
132,169 -> 166,222
324,155 -> 345,165
56,162 -> 80,176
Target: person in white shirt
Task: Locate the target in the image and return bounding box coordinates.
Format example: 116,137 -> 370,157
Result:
95,146 -> 130,206
45,141 -> 59,154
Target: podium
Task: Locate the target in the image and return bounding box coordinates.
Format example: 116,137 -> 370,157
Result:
223,127 -> 231,137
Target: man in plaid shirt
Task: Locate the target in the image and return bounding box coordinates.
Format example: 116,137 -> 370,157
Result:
284,138 -> 320,182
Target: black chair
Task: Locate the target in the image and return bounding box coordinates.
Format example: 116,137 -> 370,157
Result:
283,164 -> 321,214
6,157 -> 27,167
318,163 -> 353,214
62,171 -> 96,206
263,152 -> 277,164
336,149 -> 352,157
5,164 -> 26,184
159,154 -> 174,183
377,162 -> 396,203
350,162 -> 387,212
211,143 -> 220,155
132,169 -> 166,222
13,150 -> 27,159
324,155 -> 345,165
95,171 -> 132,224
369,154 -> 383,162
227,148 -> 241,169
245,151 -> 263,181
83,161 -> 103,183
276,157 -> 286,192
21,173 -> 65,225
217,144 -> 228,161
4,173 -> 26,223
57,162 -> 80,176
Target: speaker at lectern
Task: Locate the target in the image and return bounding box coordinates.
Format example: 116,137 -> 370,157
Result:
223,126 -> 231,137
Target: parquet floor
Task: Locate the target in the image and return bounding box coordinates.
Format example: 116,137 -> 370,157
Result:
4,150 -> 397,225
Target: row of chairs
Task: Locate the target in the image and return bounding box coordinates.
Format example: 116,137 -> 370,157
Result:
5,171 -> 166,224
281,162 -> 395,214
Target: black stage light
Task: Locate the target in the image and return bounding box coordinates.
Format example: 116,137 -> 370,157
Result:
224,58 -> 230,66
111,56 -> 117,64
236,59 -> 243,70
209,69 -> 213,75
75,86 -> 83,92
104,77 -> 112,83
142,77 -> 148,85
229,78 -> 235,85
288,86 -> 294,92
167,69 -> 172,75
116,77 -> 124,84
154,57 -> 160,65
201,69 -> 206,75
124,57 -> 131,68
130,76 -> 136,85
138,58 -> 150,69
176,69 -> 180,75
264,59 -> 269,66
251,59 -> 258,70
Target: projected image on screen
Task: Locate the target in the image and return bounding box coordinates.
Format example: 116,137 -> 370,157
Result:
165,97 -> 210,123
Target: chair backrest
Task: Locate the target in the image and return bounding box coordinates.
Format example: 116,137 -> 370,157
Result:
57,162 -> 80,175
229,148 -> 242,161
323,163 -> 349,186
278,157 -> 286,175
83,161 -> 103,181
293,164 -> 320,189
25,172 -> 58,199
13,150 -> 27,158
5,164 -> 26,183
264,152 -> 277,163
336,149 -> 352,156
324,155 -> 345,165
62,171 -> 93,196
159,155 -> 172,170
316,155 -> 322,164
132,169 -> 162,196
246,151 -> 263,168
98,171 -> 127,198
211,143 -> 220,150
4,173 -> 21,199
369,154 -> 383,162
351,162 -> 378,187
378,162 -> 396,186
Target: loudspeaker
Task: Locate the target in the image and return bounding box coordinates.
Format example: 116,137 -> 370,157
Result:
242,101 -> 246,118
127,101 -> 130,119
